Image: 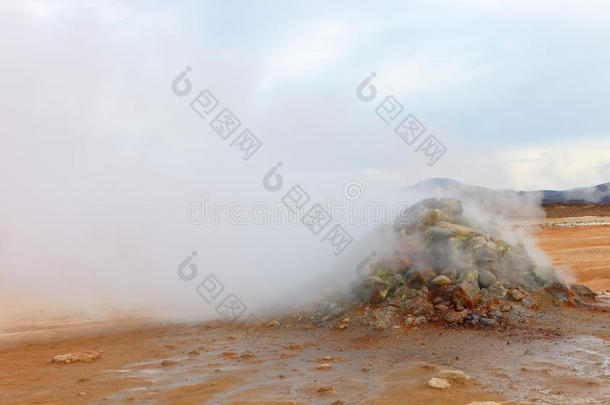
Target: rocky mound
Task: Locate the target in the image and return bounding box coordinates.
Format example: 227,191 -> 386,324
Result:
346,198 -> 596,328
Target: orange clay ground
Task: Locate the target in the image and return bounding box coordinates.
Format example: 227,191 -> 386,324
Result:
0,212 -> 609,405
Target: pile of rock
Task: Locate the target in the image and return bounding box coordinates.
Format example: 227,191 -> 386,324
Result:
351,198 -> 594,327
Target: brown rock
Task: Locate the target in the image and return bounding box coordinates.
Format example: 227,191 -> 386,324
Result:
414,316 -> 427,325
363,276 -> 390,302
407,268 -> 436,289
569,284 -> 596,301
443,310 -> 467,324
545,281 -> 577,305
509,289 -> 525,301
453,281 -> 481,308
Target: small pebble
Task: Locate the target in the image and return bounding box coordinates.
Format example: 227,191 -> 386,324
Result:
427,377 -> 451,389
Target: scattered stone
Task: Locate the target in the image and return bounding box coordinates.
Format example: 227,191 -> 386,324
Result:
438,369 -> 471,381
52,351 -> 102,364
509,289 -> 525,301
490,310 -> 502,319
443,310 -> 467,324
374,321 -> 388,330
522,298 -> 534,308
480,318 -> 498,327
315,355 -> 344,363
427,377 -> 451,389
431,275 -> 452,286
265,320 -> 280,328
414,316 -> 427,325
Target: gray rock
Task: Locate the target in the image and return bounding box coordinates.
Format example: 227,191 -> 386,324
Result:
545,281 -> 576,304
522,298 -> 534,308
478,270 -> 497,289
414,316 -> 427,325
480,317 -> 498,327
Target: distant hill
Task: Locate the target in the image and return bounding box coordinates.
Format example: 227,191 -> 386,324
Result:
538,183 -> 610,204
409,178 -> 610,205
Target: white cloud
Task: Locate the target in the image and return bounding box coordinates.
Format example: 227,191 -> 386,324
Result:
502,137 -> 610,190
259,20 -> 351,93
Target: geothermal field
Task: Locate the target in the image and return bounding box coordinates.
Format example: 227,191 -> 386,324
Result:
3,2 -> 610,405
1,199 -> 609,405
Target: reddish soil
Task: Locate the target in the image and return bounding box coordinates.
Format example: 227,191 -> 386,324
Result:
535,224 -> 610,292
1,217 -> 609,404
543,202 -> 610,218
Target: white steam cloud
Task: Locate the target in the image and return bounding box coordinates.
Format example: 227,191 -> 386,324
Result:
0,1 -> 593,325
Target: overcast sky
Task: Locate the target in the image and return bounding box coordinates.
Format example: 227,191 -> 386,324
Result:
2,0 -> 610,192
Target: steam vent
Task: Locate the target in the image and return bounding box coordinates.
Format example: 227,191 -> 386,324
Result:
349,198 -> 597,329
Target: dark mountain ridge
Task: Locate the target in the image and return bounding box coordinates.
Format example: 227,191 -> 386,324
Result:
411,178 -> 610,204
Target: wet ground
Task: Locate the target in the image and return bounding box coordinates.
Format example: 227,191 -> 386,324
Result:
0,305 -> 608,405
1,218 -> 609,404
